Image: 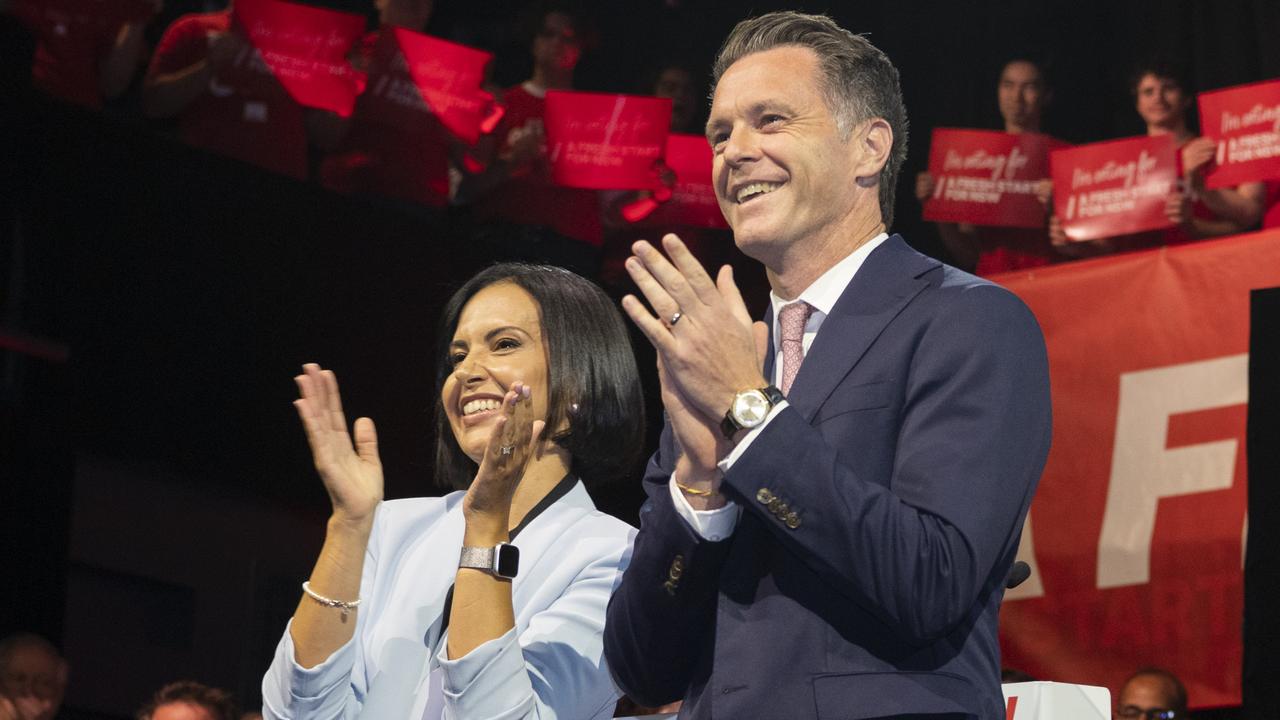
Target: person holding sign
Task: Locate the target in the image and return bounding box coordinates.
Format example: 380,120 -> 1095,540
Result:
604,12 -> 1050,719
262,264 -> 643,719
915,58 -> 1058,275
316,0 -> 458,210
1048,62 -> 1266,250
8,0 -> 159,109
142,1 -> 354,180
457,9 -> 604,274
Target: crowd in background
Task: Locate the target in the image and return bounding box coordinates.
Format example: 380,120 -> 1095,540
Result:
9,0 -> 1278,291
5,0 -> 1278,718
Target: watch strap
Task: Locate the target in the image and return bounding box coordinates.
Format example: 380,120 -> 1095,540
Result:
458,545 -> 496,572
720,385 -> 785,440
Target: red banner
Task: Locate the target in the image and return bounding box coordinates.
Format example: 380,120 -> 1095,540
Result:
233,0 -> 365,117
1198,78 -> 1280,189
923,129 -> 1063,228
1050,135 -> 1178,242
993,229 -> 1280,708
391,28 -> 502,145
544,91 -> 671,190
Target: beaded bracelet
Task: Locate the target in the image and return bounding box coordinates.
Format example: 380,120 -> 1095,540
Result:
302,581 -> 361,618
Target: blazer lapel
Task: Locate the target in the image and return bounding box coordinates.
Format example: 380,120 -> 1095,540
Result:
785,235 -> 939,423
762,303 -> 776,382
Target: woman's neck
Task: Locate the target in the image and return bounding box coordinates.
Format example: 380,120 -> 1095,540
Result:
508,444 -> 573,531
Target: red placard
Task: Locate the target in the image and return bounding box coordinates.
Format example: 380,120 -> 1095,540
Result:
923,129 -> 1063,228
232,0 -> 365,117
1198,78 -> 1280,189
1051,135 -> 1177,241
992,229 -> 1280,709
544,91 -> 671,190
391,28 -> 503,145
627,134 -> 728,229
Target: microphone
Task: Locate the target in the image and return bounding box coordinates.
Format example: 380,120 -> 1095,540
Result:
1005,561 -> 1032,590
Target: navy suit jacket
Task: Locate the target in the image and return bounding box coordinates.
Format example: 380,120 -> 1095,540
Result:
604,236 -> 1052,719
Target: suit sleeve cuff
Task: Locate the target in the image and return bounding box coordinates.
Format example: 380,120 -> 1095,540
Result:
717,399 -> 789,474
668,475 -> 738,541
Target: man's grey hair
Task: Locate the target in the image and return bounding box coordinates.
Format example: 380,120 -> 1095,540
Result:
711,11 -> 909,227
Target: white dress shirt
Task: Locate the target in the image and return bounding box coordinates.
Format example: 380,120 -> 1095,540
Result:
668,232 -> 890,540
262,481 -> 635,719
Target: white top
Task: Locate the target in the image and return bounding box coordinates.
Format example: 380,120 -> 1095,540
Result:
669,232 -> 890,539
262,481 -> 635,719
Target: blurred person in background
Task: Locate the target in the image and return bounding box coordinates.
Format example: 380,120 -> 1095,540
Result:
136,681 -> 237,720
916,57 -> 1059,274
1114,667 -> 1188,720
141,2 -> 313,180
7,0 -> 158,108
456,7 -> 604,275
0,634 -> 67,720
317,0 -> 461,213
1049,61 -> 1266,253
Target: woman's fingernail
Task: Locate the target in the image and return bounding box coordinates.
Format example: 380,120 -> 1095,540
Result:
522,385 -> 531,398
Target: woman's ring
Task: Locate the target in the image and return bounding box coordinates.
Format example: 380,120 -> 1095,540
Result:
500,445 -> 514,455
669,311 -> 683,327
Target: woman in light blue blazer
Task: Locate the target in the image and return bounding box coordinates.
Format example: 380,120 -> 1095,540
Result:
263,263 -> 644,719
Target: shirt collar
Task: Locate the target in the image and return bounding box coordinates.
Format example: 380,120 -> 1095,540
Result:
769,232 -> 889,319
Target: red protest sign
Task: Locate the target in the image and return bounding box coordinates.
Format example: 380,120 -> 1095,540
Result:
391,28 -> 503,145
923,129 -> 1063,228
629,133 -> 728,229
544,91 -> 671,190
233,0 -> 365,117
1198,78 -> 1280,189
1051,135 -> 1177,242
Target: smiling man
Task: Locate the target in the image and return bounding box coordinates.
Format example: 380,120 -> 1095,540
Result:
604,11 -> 1053,719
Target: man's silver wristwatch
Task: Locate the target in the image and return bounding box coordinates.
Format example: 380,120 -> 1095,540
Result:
459,542 -> 520,579
720,385 -> 785,440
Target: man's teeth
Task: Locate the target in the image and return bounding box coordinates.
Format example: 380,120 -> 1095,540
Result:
463,399 -> 502,416
737,182 -> 782,203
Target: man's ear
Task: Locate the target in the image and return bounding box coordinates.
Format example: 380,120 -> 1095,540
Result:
852,118 -> 893,187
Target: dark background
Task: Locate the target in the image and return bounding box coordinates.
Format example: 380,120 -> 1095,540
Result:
3,0 -> 1279,716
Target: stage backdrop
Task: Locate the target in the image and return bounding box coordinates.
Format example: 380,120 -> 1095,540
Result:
994,229 -> 1280,708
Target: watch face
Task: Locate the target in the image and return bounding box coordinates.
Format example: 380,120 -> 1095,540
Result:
495,544 -> 520,578
733,389 -> 770,427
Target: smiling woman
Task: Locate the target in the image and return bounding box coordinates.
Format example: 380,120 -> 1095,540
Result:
261,263 -> 644,719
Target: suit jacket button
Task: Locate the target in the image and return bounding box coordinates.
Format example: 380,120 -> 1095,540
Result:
785,513 -> 801,529
664,579 -> 677,596
756,488 -> 774,504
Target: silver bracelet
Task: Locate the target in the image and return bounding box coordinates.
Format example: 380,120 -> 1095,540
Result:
302,581 -> 361,617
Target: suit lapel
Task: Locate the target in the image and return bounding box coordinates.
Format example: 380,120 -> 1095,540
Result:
785,235 -> 939,423
762,304 -> 776,382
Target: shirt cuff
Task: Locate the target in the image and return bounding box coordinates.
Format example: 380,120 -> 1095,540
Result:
436,627 -> 535,717
272,618 -> 359,705
717,399 -> 789,474
668,475 -> 739,541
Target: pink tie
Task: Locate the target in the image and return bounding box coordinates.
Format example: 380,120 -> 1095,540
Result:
778,301 -> 814,396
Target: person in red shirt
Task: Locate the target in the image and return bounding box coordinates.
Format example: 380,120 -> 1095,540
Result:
1049,62 -> 1267,252
9,0 -> 157,108
915,57 -> 1058,275
317,0 -> 457,210
142,3 -> 311,180
456,8 -> 603,273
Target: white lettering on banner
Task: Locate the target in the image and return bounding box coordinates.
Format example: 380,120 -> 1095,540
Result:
1096,354 -> 1248,589
1005,513 -> 1044,600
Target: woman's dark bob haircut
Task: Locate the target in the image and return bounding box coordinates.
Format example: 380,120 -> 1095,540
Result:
433,263 -> 645,491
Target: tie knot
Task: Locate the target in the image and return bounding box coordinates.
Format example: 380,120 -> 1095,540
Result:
778,301 -> 813,344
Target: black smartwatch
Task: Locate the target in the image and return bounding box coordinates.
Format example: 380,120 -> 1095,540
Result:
459,542 -> 520,579
720,385 -> 785,440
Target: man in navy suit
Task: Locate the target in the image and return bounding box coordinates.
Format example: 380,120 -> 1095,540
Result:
607,11 -> 1052,719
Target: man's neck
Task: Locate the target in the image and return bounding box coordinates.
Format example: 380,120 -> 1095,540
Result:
766,214 -> 886,301
1004,120 -> 1040,135
1148,122 -> 1192,144
529,66 -> 573,92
